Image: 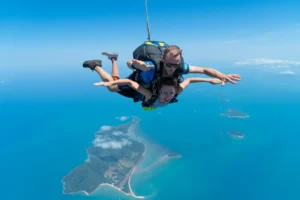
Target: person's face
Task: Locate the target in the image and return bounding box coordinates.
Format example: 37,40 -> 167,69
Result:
162,53 -> 181,76
158,85 -> 176,103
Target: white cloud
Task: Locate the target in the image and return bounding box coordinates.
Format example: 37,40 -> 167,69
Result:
120,116 -> 128,121
279,70 -> 295,75
93,135 -> 132,149
112,131 -> 124,136
235,58 -> 300,67
99,126 -> 112,133
116,116 -> 129,121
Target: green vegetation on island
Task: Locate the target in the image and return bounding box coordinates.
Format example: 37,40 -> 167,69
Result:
62,118 -> 145,195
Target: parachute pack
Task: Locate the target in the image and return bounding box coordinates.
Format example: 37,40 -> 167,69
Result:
132,41 -> 168,69
131,41 -> 182,108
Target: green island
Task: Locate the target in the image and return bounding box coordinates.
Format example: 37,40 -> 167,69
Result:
62,118 -> 146,198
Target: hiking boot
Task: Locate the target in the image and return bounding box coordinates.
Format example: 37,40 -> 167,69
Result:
82,60 -> 102,71
102,52 -> 118,60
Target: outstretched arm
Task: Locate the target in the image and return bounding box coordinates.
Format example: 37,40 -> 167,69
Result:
189,65 -> 241,86
127,59 -> 155,71
177,77 -> 222,95
94,79 -> 152,100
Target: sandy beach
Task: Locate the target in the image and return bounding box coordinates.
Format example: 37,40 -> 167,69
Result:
62,143 -> 147,199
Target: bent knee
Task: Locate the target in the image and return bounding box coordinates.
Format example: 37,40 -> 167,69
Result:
112,76 -> 120,81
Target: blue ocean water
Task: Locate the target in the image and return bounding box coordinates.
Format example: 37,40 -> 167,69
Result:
1,65 -> 300,200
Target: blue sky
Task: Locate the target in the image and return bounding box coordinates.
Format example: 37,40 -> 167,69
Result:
1,0 -> 300,71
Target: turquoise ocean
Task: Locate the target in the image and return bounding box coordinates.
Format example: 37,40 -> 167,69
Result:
1,63 -> 300,200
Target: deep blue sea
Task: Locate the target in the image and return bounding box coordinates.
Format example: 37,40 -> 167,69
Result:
1,64 -> 300,200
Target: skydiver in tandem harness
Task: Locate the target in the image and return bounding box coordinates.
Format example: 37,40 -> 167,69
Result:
82,42 -> 238,110
124,41 -> 241,108
82,1 -> 241,110
83,45 -> 233,110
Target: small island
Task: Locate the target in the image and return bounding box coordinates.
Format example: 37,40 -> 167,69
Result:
159,152 -> 182,161
220,109 -> 249,118
165,152 -> 182,159
227,130 -> 244,139
62,118 -> 145,198
220,130 -> 245,139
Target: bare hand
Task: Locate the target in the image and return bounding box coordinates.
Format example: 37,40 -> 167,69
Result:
93,82 -> 112,87
132,59 -> 154,70
209,78 -> 223,85
219,74 -> 241,86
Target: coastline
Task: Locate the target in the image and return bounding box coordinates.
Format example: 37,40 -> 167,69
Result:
62,143 -> 147,199
220,114 -> 249,118
134,152 -> 182,175
127,144 -> 147,199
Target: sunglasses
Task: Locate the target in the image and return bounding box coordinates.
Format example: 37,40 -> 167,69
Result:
164,61 -> 181,68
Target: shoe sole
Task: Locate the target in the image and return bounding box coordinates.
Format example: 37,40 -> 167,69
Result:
102,52 -> 118,57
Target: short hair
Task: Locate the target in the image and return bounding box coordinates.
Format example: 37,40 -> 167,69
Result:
163,45 -> 182,58
159,77 -> 179,89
